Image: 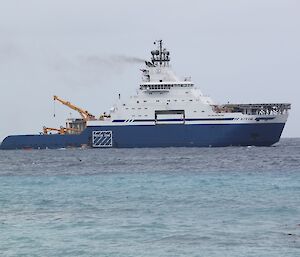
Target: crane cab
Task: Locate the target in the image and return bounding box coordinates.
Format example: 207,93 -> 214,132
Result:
65,118 -> 86,133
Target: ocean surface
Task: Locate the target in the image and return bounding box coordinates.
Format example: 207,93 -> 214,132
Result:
0,138 -> 300,257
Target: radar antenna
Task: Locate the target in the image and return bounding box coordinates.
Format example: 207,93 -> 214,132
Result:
150,40 -> 170,67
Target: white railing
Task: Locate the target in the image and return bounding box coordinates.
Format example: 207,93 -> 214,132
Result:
213,103 -> 291,115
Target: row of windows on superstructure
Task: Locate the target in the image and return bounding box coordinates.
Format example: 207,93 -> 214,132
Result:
140,84 -> 193,90
125,107 -> 148,110
127,111 -> 203,117
123,110 -> 205,118
133,114 -> 149,117
125,110 -> 204,113
148,91 -> 191,95
123,99 -> 199,107
125,107 -> 199,110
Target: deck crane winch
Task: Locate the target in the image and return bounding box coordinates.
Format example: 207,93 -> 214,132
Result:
53,95 -> 96,121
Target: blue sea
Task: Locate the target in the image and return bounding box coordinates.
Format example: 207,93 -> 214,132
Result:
1,138 -> 300,257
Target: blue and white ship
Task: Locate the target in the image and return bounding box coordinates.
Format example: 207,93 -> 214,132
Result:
0,40 -> 291,150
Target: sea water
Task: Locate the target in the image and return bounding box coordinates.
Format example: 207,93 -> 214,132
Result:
0,138 -> 300,257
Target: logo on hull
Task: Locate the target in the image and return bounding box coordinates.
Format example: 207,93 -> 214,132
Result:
92,131 -> 113,148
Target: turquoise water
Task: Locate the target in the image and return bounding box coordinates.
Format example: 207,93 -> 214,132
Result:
1,139 -> 300,256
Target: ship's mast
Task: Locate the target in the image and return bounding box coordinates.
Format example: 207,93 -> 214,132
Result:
158,40 -> 162,65
151,40 -> 170,67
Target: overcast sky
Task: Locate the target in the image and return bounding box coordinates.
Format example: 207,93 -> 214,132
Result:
0,0 -> 299,140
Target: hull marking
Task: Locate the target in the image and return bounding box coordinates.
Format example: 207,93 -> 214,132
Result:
92,131 -> 113,148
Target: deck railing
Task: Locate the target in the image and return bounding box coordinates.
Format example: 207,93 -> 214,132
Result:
212,103 -> 291,115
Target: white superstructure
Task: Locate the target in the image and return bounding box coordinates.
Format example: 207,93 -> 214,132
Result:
89,40 -> 290,127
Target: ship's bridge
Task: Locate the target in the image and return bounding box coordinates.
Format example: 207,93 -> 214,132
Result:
139,40 -> 198,94
141,40 -> 193,84
139,81 -> 194,92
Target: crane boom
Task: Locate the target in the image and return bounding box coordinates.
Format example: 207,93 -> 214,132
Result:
53,95 -> 96,121
43,126 -> 81,135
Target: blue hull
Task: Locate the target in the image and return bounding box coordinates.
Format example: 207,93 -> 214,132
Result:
0,123 -> 285,150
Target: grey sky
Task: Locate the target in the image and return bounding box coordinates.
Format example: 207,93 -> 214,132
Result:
0,0 -> 299,140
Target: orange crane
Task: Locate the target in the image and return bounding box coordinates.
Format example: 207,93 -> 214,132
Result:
43,126 -> 81,135
53,95 -> 96,121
